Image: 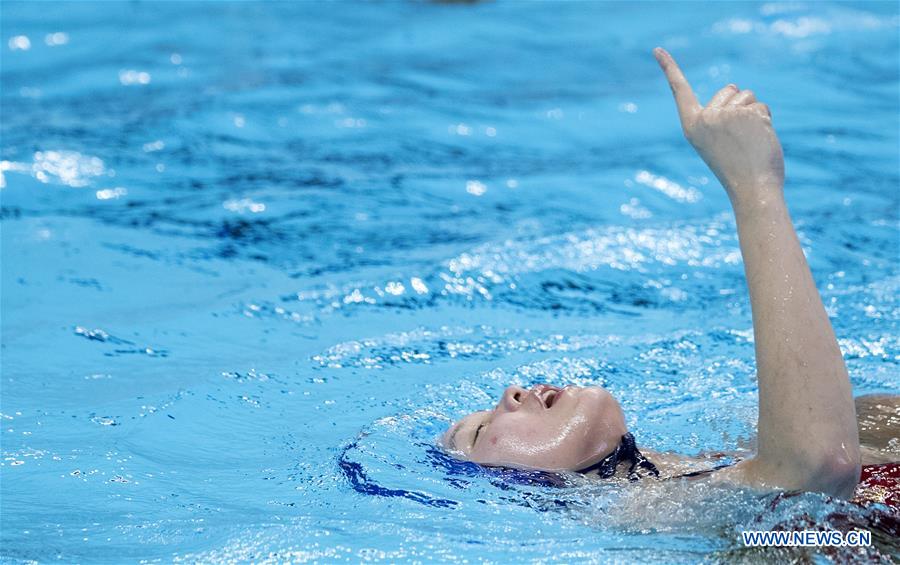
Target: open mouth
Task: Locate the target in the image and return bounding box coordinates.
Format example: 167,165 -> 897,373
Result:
544,390 -> 558,408
533,385 -> 563,409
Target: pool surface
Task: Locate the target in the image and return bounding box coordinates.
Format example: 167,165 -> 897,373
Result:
2,1 -> 898,562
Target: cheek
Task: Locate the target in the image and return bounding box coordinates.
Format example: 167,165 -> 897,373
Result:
485,423 -> 538,453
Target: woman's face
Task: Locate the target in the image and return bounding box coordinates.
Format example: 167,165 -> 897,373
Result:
442,384 -> 627,472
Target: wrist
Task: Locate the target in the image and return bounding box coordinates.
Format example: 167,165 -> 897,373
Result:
731,191 -> 789,227
726,180 -> 785,216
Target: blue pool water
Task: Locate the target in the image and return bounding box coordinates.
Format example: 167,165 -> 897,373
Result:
2,1 -> 898,562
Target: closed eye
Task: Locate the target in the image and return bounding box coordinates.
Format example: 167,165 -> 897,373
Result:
472,422 -> 487,447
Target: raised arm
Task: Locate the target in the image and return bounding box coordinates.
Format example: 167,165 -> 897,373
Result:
653,48 -> 860,498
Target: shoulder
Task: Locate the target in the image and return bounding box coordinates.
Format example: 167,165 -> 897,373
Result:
641,448 -> 740,480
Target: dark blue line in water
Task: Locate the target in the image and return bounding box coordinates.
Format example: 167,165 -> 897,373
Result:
338,442 -> 459,509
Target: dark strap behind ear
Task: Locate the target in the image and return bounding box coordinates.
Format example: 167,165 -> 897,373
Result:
576,433 -> 659,481
575,440 -> 623,478
622,433 -> 660,481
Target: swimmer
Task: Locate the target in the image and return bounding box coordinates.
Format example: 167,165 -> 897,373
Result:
442,48 -> 899,499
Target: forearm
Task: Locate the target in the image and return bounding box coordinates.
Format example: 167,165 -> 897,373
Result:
732,189 -> 859,494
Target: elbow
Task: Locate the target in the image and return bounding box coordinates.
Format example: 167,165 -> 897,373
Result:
752,447 -> 861,499
803,450 -> 861,500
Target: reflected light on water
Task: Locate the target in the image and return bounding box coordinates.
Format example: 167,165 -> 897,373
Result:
620,198 -> 652,219
142,140 -> 165,153
223,198 -> 266,213
95,187 -> 127,200
410,277 -> 429,294
0,160 -> 29,189
44,32 -> 69,46
8,35 -> 31,50
465,180 -> 486,196
31,150 -> 106,187
770,16 -> 831,37
118,70 -> 151,85
634,170 -> 701,203
450,123 -> 472,135
384,281 -> 405,296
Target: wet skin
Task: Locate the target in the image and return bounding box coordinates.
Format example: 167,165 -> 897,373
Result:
443,384 -> 627,471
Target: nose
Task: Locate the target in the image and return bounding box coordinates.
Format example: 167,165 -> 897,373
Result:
498,385 -> 528,412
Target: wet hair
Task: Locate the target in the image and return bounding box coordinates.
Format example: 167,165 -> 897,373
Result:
575,433 -> 660,481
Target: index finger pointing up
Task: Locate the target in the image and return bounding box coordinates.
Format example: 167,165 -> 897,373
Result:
653,47 -> 701,129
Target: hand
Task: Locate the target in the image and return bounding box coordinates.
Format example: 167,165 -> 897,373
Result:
653,47 -> 785,208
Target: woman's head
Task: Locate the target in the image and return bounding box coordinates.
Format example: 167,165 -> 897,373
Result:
442,384 -> 628,472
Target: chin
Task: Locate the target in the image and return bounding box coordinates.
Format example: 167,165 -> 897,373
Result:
571,387 -> 628,463
579,386 -> 625,421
